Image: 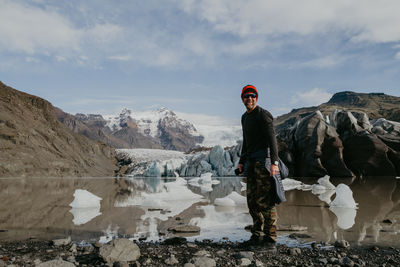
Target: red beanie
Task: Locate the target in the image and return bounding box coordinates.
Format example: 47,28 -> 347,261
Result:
241,85 -> 258,99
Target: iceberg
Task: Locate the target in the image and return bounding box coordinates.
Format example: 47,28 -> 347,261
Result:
214,191 -> 247,206
329,184 -> 358,230
282,178 -> 311,191
311,175 -> 336,204
69,189 -> 102,225
329,184 -> 357,208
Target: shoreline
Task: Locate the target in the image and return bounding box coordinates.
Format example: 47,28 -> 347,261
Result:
0,237 -> 399,266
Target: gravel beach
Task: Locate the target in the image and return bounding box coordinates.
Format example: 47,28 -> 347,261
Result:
0,237 -> 399,267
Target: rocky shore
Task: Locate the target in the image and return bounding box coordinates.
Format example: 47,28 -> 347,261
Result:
0,237 -> 398,267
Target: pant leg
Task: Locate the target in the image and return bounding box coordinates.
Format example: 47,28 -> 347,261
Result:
246,161 -> 278,241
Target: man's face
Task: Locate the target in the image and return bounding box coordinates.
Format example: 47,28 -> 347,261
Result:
242,93 -> 258,111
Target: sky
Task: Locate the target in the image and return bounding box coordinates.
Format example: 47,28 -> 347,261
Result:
1,0 -> 400,125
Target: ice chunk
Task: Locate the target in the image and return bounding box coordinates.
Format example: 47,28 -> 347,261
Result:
311,184 -> 327,194
329,206 -> 357,230
214,197 -> 235,206
329,184 -> 358,230
282,178 -> 311,191
240,181 -> 247,191
311,175 -> 336,204
69,189 -> 102,225
330,184 -> 357,208
317,175 -> 335,190
214,191 -> 247,206
200,172 -> 212,183
69,189 -> 102,208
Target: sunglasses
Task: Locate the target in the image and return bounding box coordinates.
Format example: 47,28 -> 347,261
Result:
243,93 -> 257,99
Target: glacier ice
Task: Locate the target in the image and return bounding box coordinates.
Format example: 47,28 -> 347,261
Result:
282,178 -> 311,191
330,184 -> 357,208
329,184 -> 358,230
69,189 -> 102,225
214,191 -> 247,206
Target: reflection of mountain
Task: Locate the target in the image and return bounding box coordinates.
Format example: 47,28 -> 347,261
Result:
278,177 -> 400,247
0,178 -> 143,241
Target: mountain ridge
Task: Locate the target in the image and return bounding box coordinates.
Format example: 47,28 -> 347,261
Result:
0,81 -> 117,177
276,90 -> 400,130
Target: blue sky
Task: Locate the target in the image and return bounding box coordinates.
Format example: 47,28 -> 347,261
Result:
1,0 -> 400,123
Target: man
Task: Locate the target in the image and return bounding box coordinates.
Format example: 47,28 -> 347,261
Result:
237,84 -> 280,248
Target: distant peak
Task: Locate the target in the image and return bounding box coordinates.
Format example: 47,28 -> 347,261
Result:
120,108 -> 132,116
327,91 -> 363,106
157,107 -> 175,116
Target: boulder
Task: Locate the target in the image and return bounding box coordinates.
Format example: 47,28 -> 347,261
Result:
99,238 -> 140,265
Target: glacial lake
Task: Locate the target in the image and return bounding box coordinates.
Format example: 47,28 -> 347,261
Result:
0,176 -> 399,248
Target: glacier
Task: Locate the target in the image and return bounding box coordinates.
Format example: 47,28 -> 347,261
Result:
117,141 -> 242,177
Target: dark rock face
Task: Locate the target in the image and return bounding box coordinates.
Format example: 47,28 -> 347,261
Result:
0,81 -> 117,177
287,111 -> 353,177
56,109 -> 161,149
343,134 -> 397,177
274,91 -> 400,177
158,110 -> 204,151
276,91 -> 400,128
277,108 -> 400,177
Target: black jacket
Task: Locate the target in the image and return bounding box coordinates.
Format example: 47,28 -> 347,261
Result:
239,105 -> 278,165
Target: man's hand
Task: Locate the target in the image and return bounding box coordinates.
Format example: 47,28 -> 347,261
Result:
238,163 -> 243,173
270,164 -> 279,176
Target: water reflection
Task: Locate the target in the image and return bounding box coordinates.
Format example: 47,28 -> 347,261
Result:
278,176 -> 400,247
0,176 -> 398,248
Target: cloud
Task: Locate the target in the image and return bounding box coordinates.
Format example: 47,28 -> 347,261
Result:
0,0 -> 123,59
293,55 -> 347,68
2,0 -> 400,71
179,0 -> 400,45
291,88 -> 333,107
0,0 -> 81,54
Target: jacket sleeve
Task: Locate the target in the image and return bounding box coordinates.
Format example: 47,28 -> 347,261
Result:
239,116 -> 247,165
260,110 -> 279,164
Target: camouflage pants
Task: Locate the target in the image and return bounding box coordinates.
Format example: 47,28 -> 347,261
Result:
246,161 -> 278,242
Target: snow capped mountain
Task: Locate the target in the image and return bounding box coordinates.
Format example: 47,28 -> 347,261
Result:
102,107 -> 204,151
104,107 -> 202,138
58,106 -> 241,151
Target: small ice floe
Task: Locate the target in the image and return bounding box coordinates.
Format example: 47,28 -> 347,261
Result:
329,184 -> 358,230
311,175 -> 336,204
69,189 -> 102,225
240,181 -> 247,191
282,178 -> 311,191
188,173 -> 220,193
214,191 -> 247,207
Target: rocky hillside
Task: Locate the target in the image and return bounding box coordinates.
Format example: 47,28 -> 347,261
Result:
276,91 -> 400,132
0,82 -> 117,177
57,108 -> 204,152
